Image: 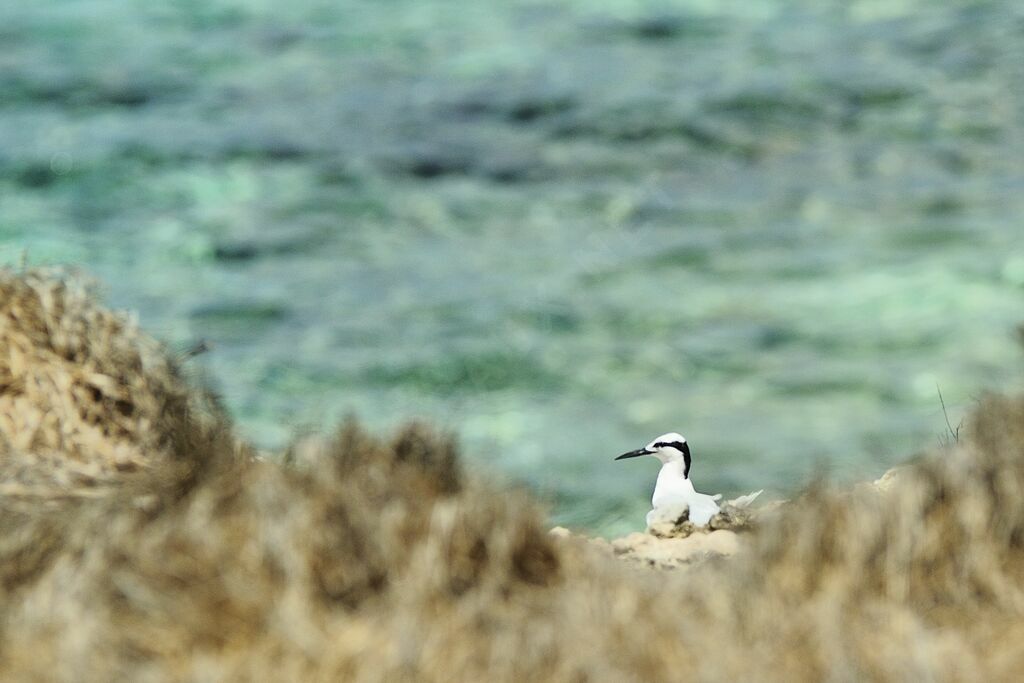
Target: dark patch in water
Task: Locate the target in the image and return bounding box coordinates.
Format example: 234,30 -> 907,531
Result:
587,14 -> 722,41
383,150 -> 476,179
513,308 -> 582,333
222,140 -> 312,161
14,163 -> 58,189
408,158 -> 470,179
447,94 -> 575,124
630,15 -> 719,41
483,160 -> 545,184
189,302 -> 289,337
507,97 -> 576,123
2,76 -> 178,109
213,231 -> 331,262
485,166 -> 529,183
362,351 -> 559,394
756,326 -> 798,350
921,196 -> 965,216
213,243 -> 260,262
553,114 -> 761,159
316,161 -> 358,186
704,92 -> 824,125
645,246 -> 712,270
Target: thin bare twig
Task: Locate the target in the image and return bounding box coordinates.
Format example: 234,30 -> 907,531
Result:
181,339 -> 214,359
937,385 -> 962,447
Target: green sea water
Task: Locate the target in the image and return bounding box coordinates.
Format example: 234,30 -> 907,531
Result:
1,0 -> 1022,536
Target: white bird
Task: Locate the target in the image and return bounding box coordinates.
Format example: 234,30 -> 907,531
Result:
615,432 -> 762,527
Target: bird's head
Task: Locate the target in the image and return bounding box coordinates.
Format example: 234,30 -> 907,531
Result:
615,432 -> 691,476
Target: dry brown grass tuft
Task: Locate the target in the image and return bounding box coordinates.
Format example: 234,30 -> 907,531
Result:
1,268 -> 1024,681
0,420 -> 562,681
675,393 -> 1024,681
0,267 -> 238,499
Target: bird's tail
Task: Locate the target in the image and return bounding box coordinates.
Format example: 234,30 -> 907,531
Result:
727,489 -> 763,508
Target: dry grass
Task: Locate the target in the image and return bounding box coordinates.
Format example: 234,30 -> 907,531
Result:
0,267 -> 1023,681
0,268 -> 234,499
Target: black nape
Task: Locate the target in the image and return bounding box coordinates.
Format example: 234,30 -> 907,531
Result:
653,441 -> 691,478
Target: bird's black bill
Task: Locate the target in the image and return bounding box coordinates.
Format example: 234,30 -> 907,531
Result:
615,448 -> 652,460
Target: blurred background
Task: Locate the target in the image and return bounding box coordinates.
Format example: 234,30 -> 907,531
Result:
1,0 -> 1021,536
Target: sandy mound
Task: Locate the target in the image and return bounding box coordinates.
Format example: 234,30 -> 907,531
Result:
610,529 -> 740,569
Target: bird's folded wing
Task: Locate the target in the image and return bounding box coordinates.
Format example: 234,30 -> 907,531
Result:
727,489 -> 763,508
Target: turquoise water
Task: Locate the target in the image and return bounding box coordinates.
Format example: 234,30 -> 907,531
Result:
2,0 -> 1022,535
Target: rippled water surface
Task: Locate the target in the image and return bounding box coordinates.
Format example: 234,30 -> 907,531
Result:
2,0 -> 1022,534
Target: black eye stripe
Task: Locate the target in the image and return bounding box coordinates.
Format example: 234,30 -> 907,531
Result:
653,441 -> 691,478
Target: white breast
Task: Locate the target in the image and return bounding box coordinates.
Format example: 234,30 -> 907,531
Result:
650,463 -> 721,526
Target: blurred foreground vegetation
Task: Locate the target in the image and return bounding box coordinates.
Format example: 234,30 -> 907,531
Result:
1,267 -> 1024,680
